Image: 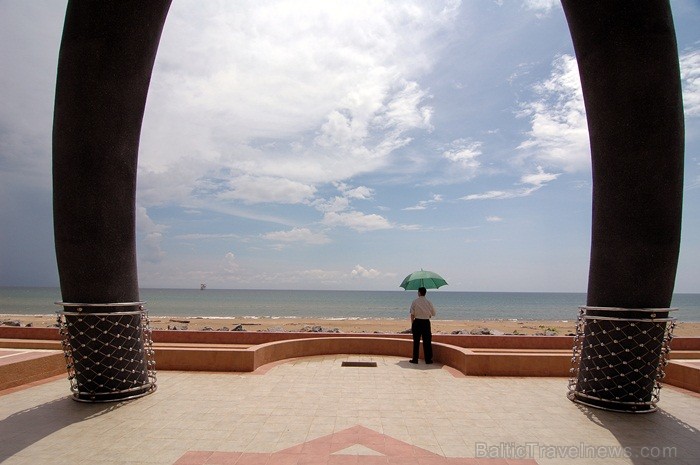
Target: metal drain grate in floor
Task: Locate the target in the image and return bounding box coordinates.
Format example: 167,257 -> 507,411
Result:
341,361 -> 378,367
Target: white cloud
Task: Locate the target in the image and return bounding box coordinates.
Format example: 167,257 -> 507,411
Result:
517,54 -> 590,173
681,48 -> 700,117
297,269 -> 344,282
462,190 -> 530,201
175,233 -> 240,240
461,166 -> 559,200
223,252 -> 238,273
442,139 -> 482,176
137,162 -> 206,207
523,0 -> 560,16
136,206 -> 167,263
336,183 -> 374,200
263,227 -> 330,245
312,182 -> 390,231
516,46 -> 700,173
378,80 -> 433,132
0,1 -> 63,185
315,110 -> 364,148
314,196 -> 351,214
217,175 -> 316,205
351,264 -> 381,279
184,200 -> 295,227
138,0 -> 459,209
323,211 -> 392,232
486,216 -> 503,222
403,194 -> 443,211
520,166 -> 560,187
313,182 -> 374,215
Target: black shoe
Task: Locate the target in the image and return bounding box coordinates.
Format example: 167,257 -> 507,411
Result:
425,360 -> 433,364
409,359 -> 418,364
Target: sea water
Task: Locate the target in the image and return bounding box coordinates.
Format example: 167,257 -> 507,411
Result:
1,287 -> 699,322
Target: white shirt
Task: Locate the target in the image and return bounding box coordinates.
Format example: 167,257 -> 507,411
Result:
410,296 -> 436,320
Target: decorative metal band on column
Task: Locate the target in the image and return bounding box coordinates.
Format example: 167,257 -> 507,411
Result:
568,306 -> 675,413
55,302 -> 157,402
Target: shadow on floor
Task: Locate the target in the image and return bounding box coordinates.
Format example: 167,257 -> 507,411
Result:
575,402 -> 699,464
396,360 -> 443,370
0,396 -> 125,462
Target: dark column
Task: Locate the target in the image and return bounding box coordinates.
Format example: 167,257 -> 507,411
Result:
52,0 -> 171,401
562,1 -> 684,412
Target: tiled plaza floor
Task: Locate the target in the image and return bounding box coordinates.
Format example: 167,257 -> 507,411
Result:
1,355 -> 698,465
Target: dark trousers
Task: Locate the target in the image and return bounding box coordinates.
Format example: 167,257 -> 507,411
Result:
411,318 -> 432,362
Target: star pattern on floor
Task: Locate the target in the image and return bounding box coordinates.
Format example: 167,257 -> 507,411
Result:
173,424 -> 538,464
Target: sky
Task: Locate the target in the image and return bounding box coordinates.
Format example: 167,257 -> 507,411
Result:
1,0 -> 699,293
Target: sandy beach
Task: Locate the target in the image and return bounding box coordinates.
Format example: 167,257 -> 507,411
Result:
1,314 -> 698,336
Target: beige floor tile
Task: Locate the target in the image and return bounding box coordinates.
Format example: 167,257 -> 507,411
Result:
1,356 -> 698,465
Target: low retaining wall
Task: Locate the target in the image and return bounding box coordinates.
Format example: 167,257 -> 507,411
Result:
2,326 -> 698,350
1,327 -> 698,393
0,350 -> 65,391
665,361 -> 700,393
253,337 -> 415,370
149,330 -> 580,350
153,336 -> 574,378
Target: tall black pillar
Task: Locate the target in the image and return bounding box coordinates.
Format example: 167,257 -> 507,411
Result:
52,0 -> 172,401
562,1 -> 684,412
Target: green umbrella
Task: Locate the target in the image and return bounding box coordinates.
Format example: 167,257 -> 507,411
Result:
399,269 -> 448,290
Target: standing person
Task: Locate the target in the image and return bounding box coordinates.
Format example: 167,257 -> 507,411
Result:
409,286 -> 436,364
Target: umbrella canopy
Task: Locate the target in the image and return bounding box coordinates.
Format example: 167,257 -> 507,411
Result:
399,270 -> 448,290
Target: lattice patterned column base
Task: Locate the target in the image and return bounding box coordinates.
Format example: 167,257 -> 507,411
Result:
56,302 -> 157,402
568,306 -> 675,413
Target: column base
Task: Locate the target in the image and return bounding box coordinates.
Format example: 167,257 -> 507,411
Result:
56,302 -> 157,403
568,306 -> 675,413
